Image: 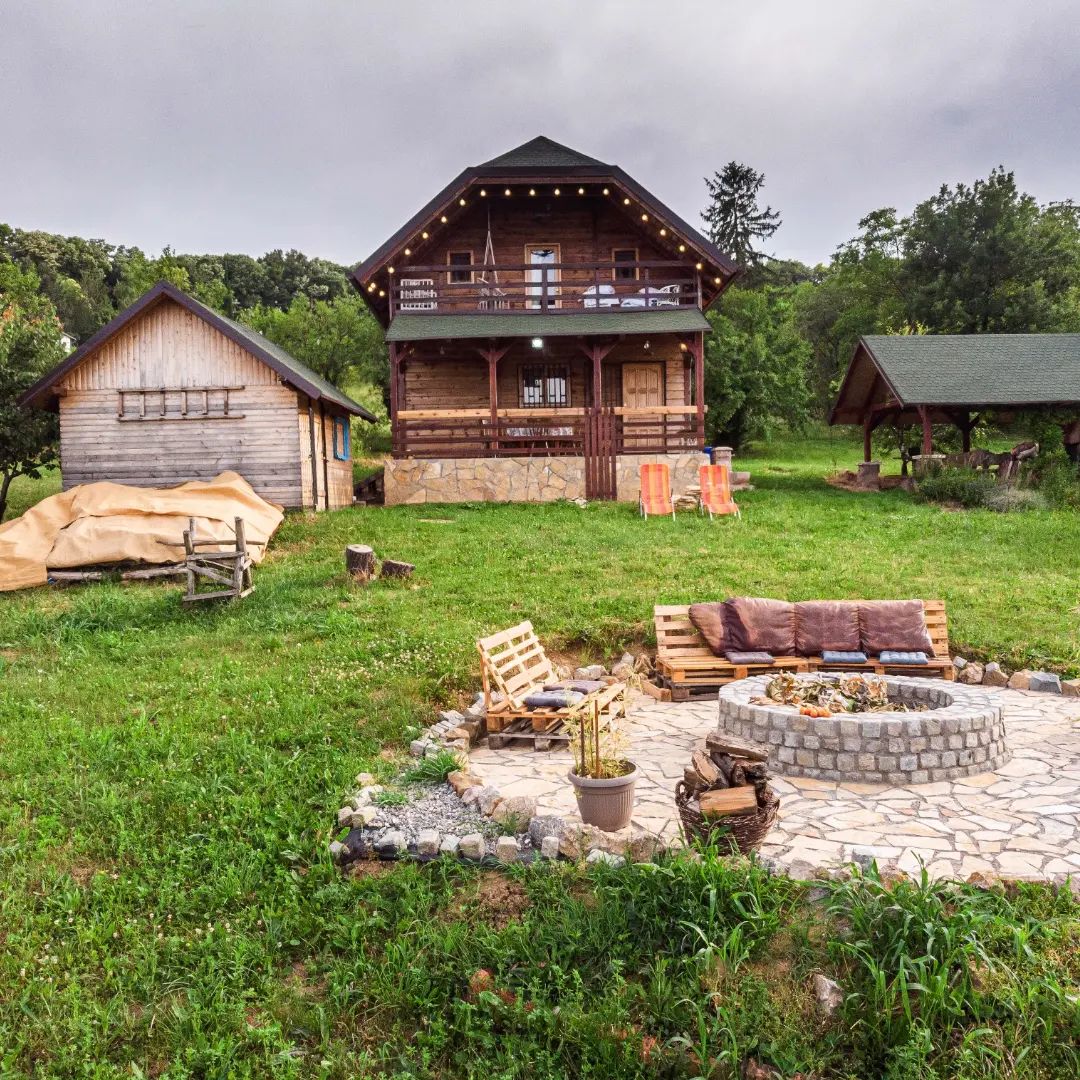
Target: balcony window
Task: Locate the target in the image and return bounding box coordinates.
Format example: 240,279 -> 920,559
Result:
520,364 -> 569,408
613,248 -> 638,281
447,251 -> 473,284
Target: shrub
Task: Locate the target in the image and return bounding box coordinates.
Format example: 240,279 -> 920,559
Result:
983,487 -> 1047,512
914,467 -> 995,508
1027,452 -> 1080,509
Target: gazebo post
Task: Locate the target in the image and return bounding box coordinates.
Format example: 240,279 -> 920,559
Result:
919,405 -> 933,457
862,416 -> 874,462
959,412 -> 972,453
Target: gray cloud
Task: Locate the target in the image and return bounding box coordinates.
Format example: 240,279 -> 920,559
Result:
3,0 -> 1079,267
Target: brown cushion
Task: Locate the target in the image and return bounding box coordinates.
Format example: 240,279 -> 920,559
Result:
722,597 -> 796,655
859,600 -> 935,657
794,600 -> 860,656
689,602 -> 727,656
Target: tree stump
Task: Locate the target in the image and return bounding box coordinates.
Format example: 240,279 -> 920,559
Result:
380,559 -> 415,581
345,544 -> 376,581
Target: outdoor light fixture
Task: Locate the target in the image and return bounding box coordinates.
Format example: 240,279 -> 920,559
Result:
387,266 -> 395,274
577,186 -> 585,195
643,340 -> 651,351
623,197 -> 631,205
422,231 -> 429,239
554,187 -> 560,195
529,188 -> 536,196
641,213 -> 648,221
504,187 -> 512,196
678,244 -> 686,252
378,290 -> 385,297
714,277 -> 722,284
696,262 -> 704,270
602,187 -> 609,195
440,215 -> 448,223
679,342 -> 688,352
459,198 -> 466,205
480,189 -> 487,196
531,337 -> 544,349
404,248 -> 411,255
659,228 -> 667,236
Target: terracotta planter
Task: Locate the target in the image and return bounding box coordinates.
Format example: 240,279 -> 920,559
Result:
567,762 -> 638,832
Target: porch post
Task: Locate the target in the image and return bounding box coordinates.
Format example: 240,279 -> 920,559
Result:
389,342 -> 400,456
919,405 -> 933,457
591,345 -> 602,409
692,332 -> 705,448
488,349 -> 499,455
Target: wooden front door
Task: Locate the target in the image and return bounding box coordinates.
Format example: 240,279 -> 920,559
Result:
622,363 -> 664,448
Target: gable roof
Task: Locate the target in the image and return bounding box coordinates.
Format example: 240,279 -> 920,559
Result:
19,281 -> 375,419
479,136 -> 607,170
351,135 -> 740,323
830,333 -> 1080,425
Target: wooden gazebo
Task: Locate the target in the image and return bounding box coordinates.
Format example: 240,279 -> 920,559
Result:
830,334 -> 1080,460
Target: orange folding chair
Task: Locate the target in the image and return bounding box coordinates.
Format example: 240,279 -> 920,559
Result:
699,464 -> 740,520
639,463 -> 675,519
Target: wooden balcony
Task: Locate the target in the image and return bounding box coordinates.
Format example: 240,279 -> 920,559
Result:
389,260 -> 702,317
392,405 -> 702,459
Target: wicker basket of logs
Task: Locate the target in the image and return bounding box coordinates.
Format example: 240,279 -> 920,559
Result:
675,732 -> 779,855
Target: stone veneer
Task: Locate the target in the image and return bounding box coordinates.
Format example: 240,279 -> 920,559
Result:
717,674 -> 1010,784
384,452 -> 704,505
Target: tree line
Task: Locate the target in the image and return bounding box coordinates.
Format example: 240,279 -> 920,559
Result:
4,163 -> 1080,517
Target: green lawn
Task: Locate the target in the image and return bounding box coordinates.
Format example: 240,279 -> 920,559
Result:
1,432 -> 1077,1077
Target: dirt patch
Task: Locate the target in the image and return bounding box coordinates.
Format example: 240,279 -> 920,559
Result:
825,470 -> 910,493
66,859 -> 113,887
348,859 -> 398,880
0,648 -> 20,663
444,870 -> 531,930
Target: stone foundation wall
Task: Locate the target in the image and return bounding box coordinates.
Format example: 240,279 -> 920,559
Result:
385,452 -> 705,505
717,675 -> 1010,785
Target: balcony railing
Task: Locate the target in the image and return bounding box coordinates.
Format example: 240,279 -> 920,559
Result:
389,261 -> 702,316
392,406 -> 702,458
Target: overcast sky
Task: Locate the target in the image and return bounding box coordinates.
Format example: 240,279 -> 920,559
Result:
4,1 -> 1079,268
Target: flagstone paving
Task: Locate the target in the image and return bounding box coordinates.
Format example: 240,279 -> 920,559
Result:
467,687 -> 1080,881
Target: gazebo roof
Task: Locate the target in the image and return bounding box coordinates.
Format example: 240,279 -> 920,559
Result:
830,334 -> 1080,425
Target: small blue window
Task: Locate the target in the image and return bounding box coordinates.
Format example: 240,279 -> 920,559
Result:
333,417 -> 350,460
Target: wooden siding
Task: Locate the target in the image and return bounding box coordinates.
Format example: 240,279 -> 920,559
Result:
401,335 -> 687,412
55,297 -> 327,509
296,398 -> 354,510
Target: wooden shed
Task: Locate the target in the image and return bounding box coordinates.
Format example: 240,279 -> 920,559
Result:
20,281 -> 375,510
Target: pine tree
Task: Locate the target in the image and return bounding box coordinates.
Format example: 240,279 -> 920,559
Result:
702,162 -> 781,267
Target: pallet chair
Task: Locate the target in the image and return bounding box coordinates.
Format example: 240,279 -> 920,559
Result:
477,620 -> 627,745
639,462 -> 675,520
699,464 -> 740,520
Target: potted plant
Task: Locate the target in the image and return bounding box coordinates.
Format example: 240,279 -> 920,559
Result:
567,701 -> 638,831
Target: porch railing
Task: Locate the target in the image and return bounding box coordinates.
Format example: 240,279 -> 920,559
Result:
389,261 -> 703,316
392,406 -> 702,459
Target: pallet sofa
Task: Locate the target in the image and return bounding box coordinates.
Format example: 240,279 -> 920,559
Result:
477,620 -> 627,748
655,600 -> 954,700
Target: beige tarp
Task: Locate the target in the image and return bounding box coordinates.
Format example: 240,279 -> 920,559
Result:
0,472 -> 284,592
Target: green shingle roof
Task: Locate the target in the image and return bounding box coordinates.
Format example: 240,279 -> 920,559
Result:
386,309 -> 710,342
862,334 -> 1080,406
479,136 -> 607,170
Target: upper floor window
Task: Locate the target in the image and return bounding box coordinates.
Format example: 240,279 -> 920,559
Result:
332,416 -> 350,460
447,251 -> 473,284
520,364 -> 569,408
612,248 -> 638,281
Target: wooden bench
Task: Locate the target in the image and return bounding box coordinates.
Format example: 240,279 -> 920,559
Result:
477,620 -> 627,747
654,601 -> 954,700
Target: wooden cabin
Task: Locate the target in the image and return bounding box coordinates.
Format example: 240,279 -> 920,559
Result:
20,282 -> 374,510
353,136 -> 740,504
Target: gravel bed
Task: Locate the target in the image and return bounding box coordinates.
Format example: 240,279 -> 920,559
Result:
349,783 -> 532,858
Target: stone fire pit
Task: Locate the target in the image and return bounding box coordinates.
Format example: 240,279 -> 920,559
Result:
717,674 -> 1010,784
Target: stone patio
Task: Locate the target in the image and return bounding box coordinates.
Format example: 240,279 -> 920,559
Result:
467,686 -> 1080,881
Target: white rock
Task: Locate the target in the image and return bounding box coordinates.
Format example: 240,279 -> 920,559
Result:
585,849 -> 625,867
459,833 -> 484,860
440,835 -> 461,856
379,830 -> 407,853
329,840 -> 346,863
336,806 -> 354,827
417,829 -> 440,856
574,664 -> 607,680
439,709 -> 465,725
495,836 -> 520,863
461,786 -> 483,807
355,772 -> 376,786
811,973 -> 843,1016
540,835 -> 561,859
410,739 -> 429,757
492,795 -> 537,825
350,805 -> 378,827
478,786 -> 503,816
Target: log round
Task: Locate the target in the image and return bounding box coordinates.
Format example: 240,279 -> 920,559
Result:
345,544 -> 376,580
380,559 -> 415,580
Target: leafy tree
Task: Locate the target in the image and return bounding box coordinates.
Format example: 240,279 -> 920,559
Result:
0,259 -> 64,521
240,292 -> 386,393
702,162 -> 781,267
112,247 -> 191,308
703,286 -> 812,447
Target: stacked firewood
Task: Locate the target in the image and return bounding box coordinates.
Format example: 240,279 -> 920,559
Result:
673,485 -> 701,512
682,732 -> 771,819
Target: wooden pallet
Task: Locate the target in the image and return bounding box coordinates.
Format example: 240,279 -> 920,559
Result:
486,716 -> 570,751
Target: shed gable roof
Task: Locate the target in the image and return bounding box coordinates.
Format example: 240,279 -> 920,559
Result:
830,333 -> 1080,424
19,281 -> 375,419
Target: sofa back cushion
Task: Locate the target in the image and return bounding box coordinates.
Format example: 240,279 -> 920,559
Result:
794,600 -> 860,656
859,600 -> 935,657
723,597 -> 797,655
688,602 -> 727,656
